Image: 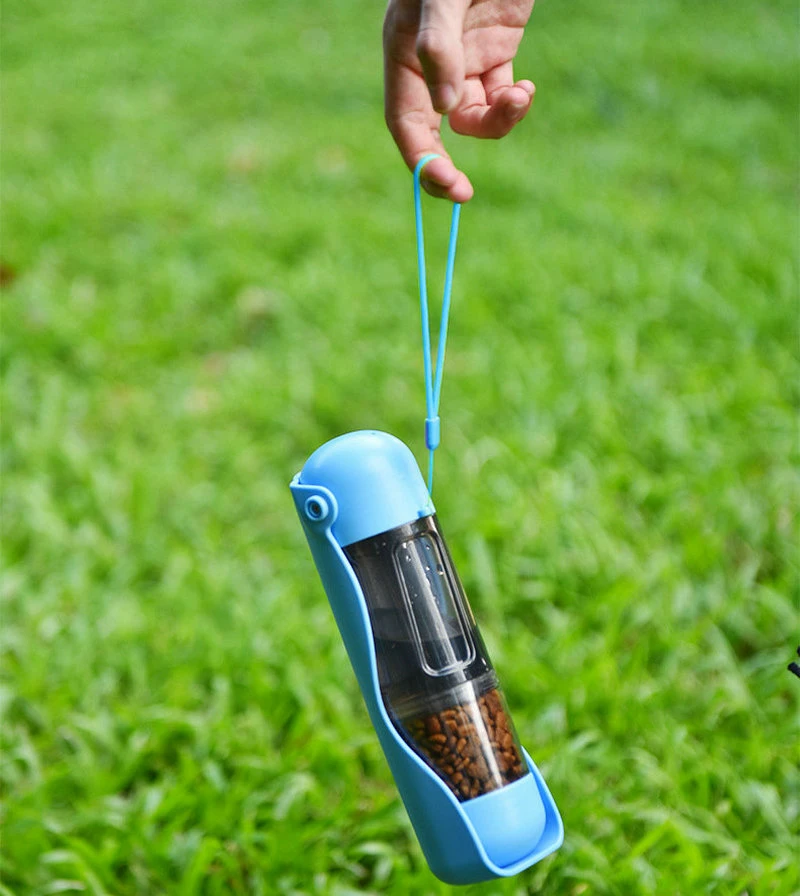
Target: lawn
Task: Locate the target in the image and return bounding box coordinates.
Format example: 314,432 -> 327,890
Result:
1,0 -> 798,893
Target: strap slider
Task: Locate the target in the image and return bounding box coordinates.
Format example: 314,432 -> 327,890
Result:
425,416 -> 441,451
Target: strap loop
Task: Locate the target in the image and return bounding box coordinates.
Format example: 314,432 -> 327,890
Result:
413,154 -> 461,494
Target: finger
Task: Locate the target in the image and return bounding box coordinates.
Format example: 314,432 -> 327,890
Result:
391,115 -> 474,202
419,157 -> 473,202
482,60 -> 534,104
449,80 -> 535,139
417,0 -> 471,113
385,61 -> 474,201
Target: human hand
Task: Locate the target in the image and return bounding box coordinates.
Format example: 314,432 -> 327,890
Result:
383,0 -> 536,202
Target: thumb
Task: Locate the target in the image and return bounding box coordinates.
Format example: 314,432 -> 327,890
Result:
416,0 -> 470,113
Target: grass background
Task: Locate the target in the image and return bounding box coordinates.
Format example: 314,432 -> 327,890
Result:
2,0 -> 798,893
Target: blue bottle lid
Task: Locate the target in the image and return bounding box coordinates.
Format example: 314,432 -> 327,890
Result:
298,430 -> 435,546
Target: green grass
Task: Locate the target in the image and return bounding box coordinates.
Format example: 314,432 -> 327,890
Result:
1,0 -> 798,893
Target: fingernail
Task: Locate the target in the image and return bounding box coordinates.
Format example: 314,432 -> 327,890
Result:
435,84 -> 457,113
507,101 -> 527,120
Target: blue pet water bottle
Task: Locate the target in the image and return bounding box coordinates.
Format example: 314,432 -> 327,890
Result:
289,158 -> 563,884
291,431 -> 563,884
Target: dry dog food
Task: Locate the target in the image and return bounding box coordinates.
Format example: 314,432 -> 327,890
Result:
402,687 -> 528,801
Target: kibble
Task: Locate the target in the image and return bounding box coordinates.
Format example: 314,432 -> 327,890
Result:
402,687 -> 527,801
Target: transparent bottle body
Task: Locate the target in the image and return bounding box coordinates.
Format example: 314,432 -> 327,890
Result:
344,515 -> 528,801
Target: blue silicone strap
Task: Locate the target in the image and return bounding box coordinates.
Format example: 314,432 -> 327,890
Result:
413,154 -> 462,494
